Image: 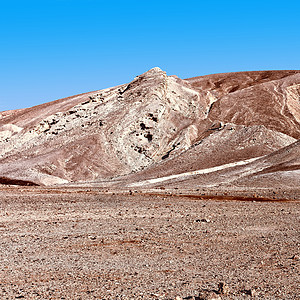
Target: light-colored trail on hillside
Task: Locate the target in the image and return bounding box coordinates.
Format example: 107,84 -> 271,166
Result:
129,156 -> 262,187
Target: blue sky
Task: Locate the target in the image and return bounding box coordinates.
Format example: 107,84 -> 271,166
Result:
1,0 -> 300,111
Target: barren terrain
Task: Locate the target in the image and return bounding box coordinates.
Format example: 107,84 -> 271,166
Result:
0,187 -> 299,299
0,68 -> 299,190
0,68 -> 299,298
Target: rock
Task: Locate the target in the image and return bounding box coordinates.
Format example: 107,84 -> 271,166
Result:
292,254 -> 300,260
195,218 -> 211,223
243,288 -> 258,297
218,281 -> 230,295
198,291 -> 222,300
249,289 -> 258,297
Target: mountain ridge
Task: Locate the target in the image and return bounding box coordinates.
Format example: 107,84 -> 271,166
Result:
0,68 -> 299,196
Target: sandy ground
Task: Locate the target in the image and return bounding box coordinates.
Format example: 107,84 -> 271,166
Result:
0,187 -> 299,299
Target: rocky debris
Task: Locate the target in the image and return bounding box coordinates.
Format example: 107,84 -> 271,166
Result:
0,189 -> 299,298
197,291 -> 221,300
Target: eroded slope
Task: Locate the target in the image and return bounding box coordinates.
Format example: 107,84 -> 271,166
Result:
0,68 -> 213,185
0,68 -> 299,188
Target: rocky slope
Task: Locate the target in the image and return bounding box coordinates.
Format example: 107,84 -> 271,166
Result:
0,68 -> 299,191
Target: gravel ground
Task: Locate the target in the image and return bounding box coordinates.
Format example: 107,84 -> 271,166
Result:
0,187 -> 299,299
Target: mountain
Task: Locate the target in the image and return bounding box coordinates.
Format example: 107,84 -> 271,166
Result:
0,67 -> 299,194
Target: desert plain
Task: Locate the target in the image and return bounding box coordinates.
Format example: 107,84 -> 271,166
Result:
0,186 -> 299,299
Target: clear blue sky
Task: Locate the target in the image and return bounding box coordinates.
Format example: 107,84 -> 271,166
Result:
1,0 -> 300,111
